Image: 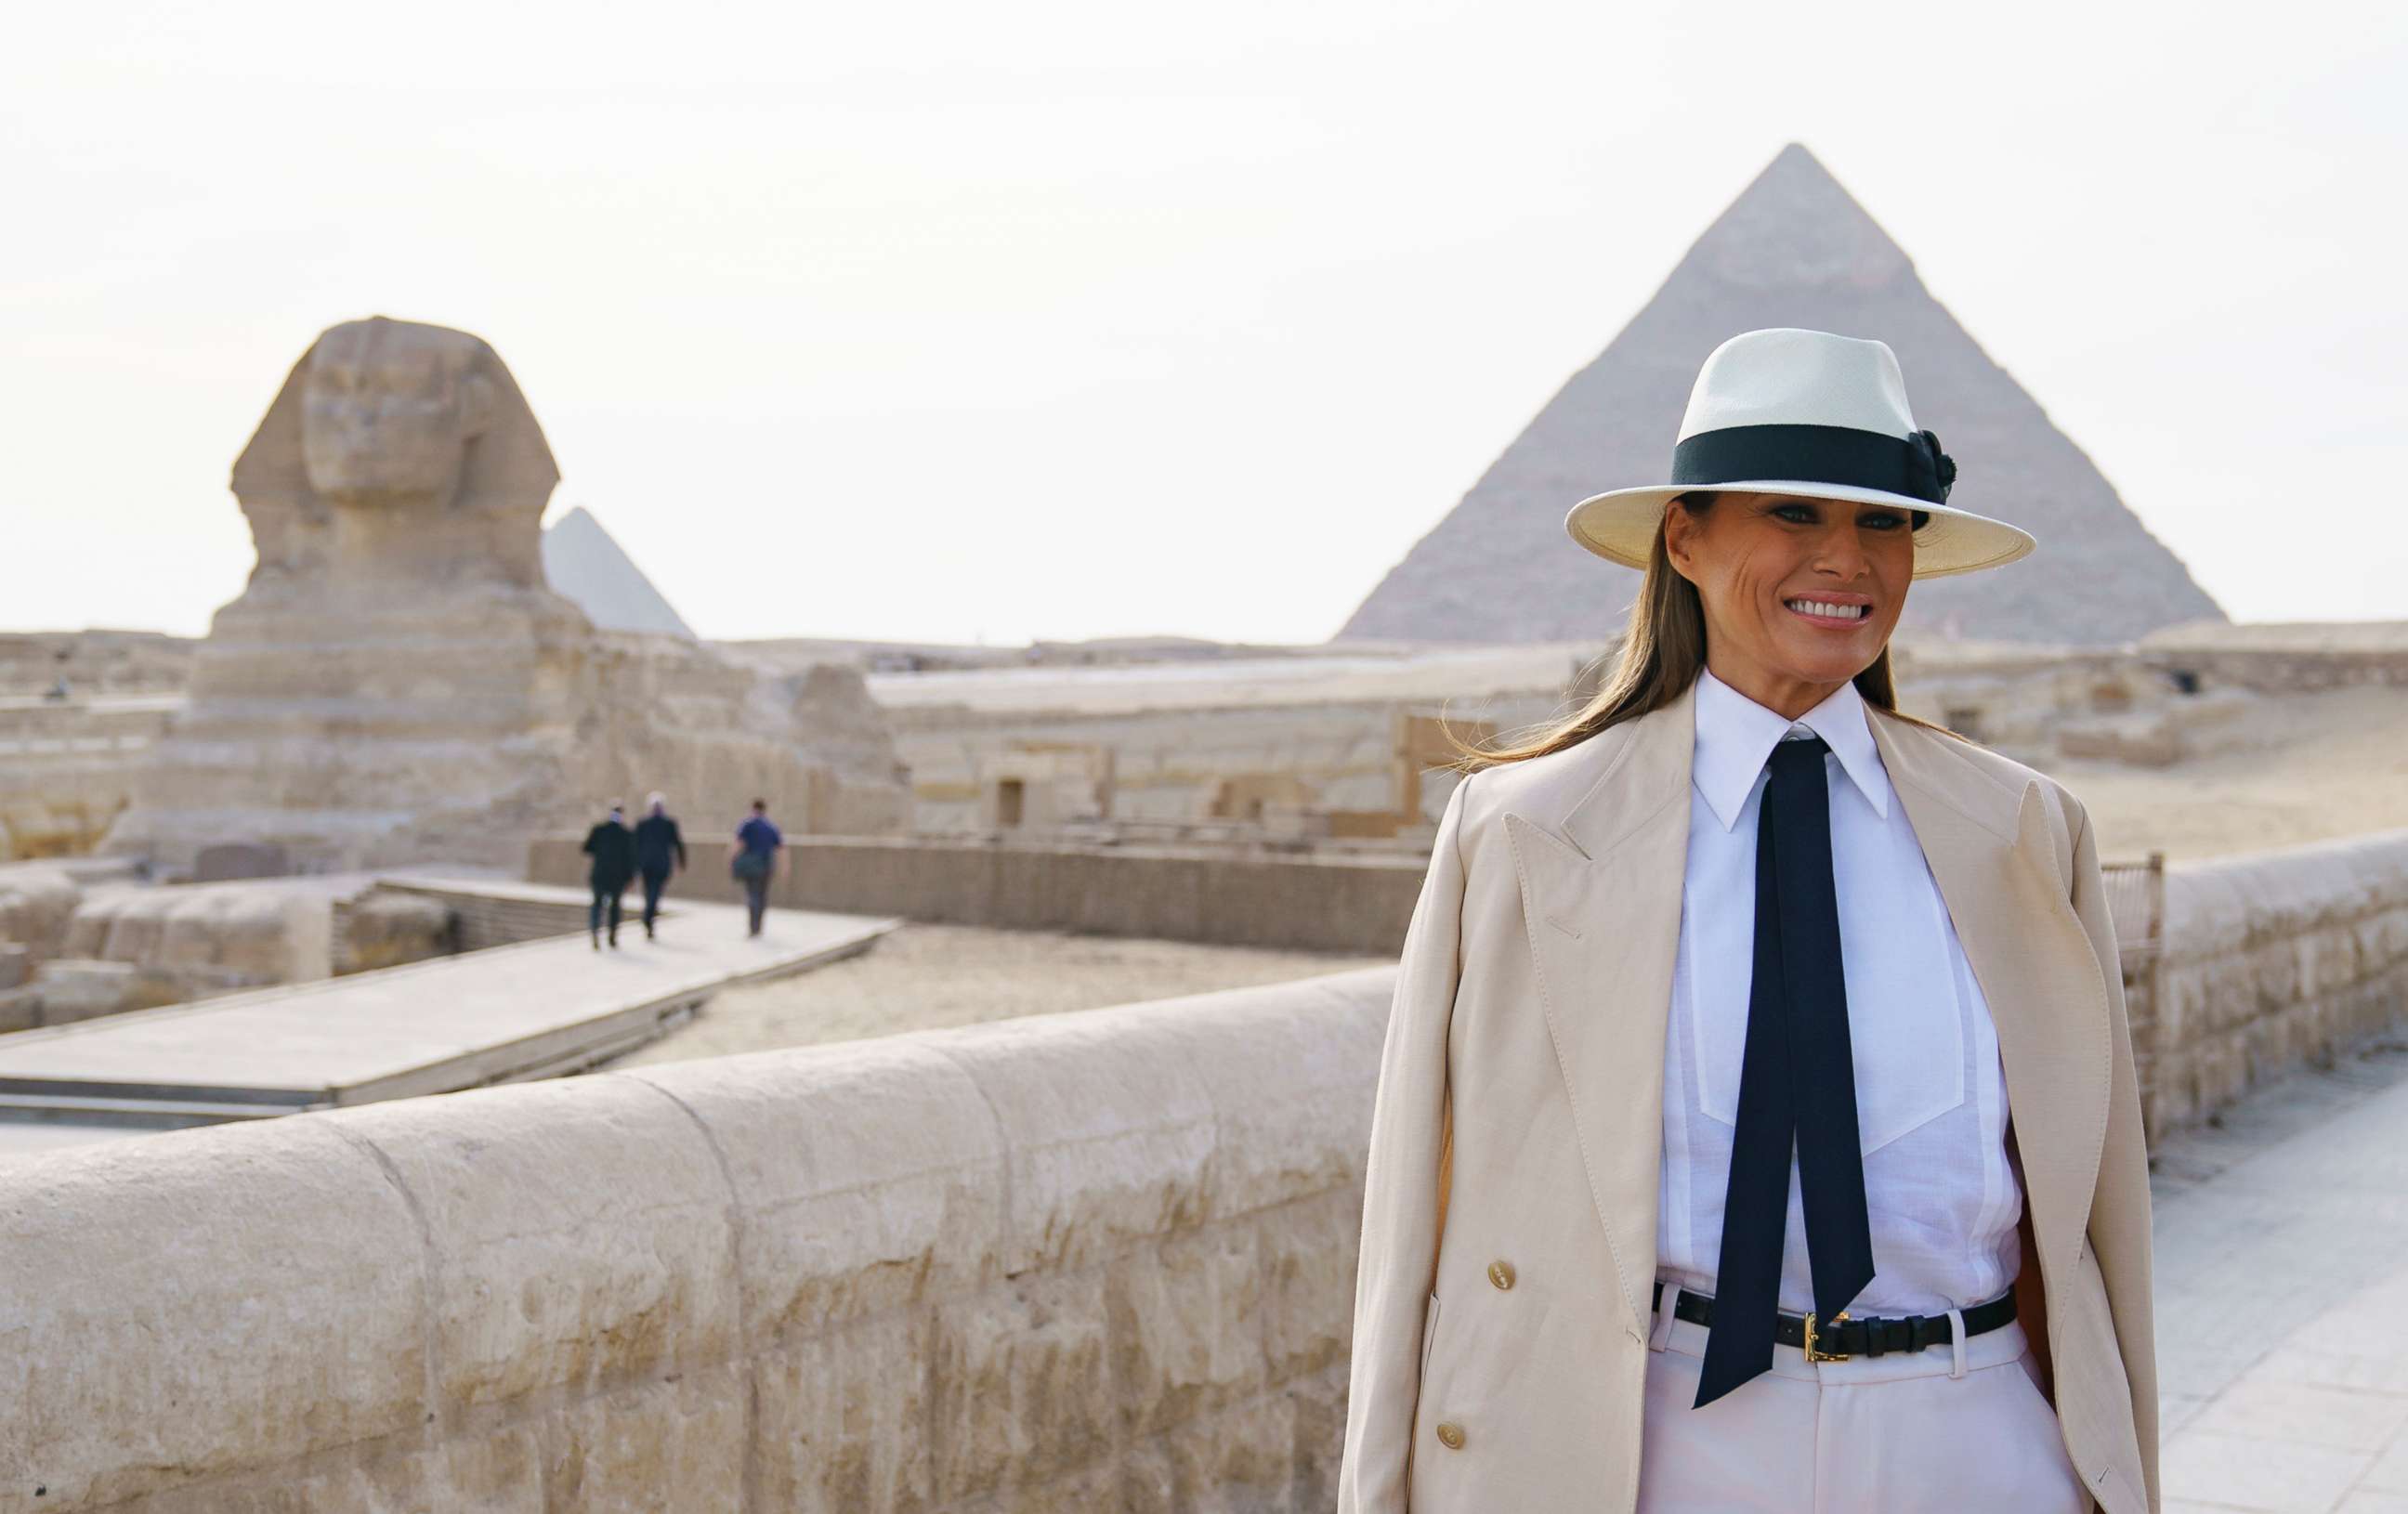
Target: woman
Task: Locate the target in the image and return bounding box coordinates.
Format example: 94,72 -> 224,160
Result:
1337,329 -> 2156,1514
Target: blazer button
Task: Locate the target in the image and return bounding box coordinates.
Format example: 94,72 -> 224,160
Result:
1435,1422 -> 1467,1450
1487,1260 -> 1516,1291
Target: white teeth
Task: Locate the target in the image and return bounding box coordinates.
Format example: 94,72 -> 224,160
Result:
1786,599 -> 1867,620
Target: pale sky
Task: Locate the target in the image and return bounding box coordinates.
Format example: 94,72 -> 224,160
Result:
4,0 -> 2401,645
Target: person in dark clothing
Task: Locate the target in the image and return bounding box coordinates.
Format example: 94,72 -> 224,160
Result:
633,791 -> 687,940
728,797 -> 783,937
581,803 -> 636,949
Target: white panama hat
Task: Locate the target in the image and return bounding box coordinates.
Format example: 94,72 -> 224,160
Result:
1564,327 -> 2036,579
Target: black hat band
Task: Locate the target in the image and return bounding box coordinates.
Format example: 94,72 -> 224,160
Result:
1669,423 -> 1956,504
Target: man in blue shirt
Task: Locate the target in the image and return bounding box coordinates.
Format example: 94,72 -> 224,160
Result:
728,798 -> 784,937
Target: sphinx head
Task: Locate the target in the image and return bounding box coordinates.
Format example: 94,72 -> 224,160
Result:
231,317 -> 563,599
299,318 -> 500,502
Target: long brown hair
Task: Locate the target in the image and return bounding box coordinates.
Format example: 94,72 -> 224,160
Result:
1441,492 -> 1946,772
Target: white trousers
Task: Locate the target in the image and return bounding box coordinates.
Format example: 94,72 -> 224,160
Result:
1636,1286 -> 2089,1513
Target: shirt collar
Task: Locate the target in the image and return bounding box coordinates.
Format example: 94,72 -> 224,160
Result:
1690,667 -> 1892,830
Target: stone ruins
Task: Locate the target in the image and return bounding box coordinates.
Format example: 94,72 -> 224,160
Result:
99,316 -> 908,876
1341,143 -> 2228,646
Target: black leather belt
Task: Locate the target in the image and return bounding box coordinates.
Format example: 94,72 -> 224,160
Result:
1651,1280 -> 2016,1363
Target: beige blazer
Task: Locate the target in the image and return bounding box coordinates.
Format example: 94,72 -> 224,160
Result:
1339,680 -> 2157,1514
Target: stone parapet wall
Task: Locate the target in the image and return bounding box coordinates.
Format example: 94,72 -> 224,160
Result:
10,832 -> 2406,1507
2141,647 -> 2408,694
529,835 -> 1429,956
0,696 -> 177,860
2138,621 -> 2408,695
373,880 -> 588,954
0,863 -> 81,965
0,970 -> 1392,1512
2144,829 -> 2408,1133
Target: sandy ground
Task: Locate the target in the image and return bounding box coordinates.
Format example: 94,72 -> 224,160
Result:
2055,685 -> 2408,861
606,922 -> 1391,1069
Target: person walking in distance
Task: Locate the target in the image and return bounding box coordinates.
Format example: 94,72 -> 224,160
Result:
633,791 -> 687,940
729,798 -> 784,937
581,803 -> 636,950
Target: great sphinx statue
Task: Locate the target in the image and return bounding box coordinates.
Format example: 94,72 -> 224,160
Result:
229,316 -> 560,607
107,318 -> 908,874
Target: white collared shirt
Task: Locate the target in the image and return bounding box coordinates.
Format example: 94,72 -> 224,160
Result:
1656,668 -> 2022,1316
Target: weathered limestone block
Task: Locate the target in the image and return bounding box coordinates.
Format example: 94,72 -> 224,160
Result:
49,878 -> 363,1008
931,1273 -> 1114,1502
530,1364 -> 747,1514
0,1119 -> 426,1508
326,1076 -> 738,1415
1258,1187 -> 1367,1386
983,1463 -> 1123,1514
1106,1224 -> 1268,1440
0,697 -> 170,862
84,1436 -> 509,1514
922,1010 -> 1218,1278
751,1314 -> 935,1513
2360,908 -> 2408,962
429,1422 -> 546,1514
0,862 -> 79,963
158,883 -> 333,980
25,959 -> 165,1023
2157,832 -> 2408,1068
2142,829 -> 2408,1135
623,1038 -> 1005,1336
335,888 -> 455,973
191,842 -> 291,881
2052,711 -> 2166,765
1122,1391 -> 1298,1514
1286,1363 -> 1354,1512
1156,973 -> 1389,1221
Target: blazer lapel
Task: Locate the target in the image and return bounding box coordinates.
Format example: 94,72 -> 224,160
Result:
1503,685 -> 1695,1340
1868,711 -> 2113,1289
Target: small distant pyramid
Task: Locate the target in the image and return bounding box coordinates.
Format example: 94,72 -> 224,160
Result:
541,506 -> 697,639
1339,144 -> 2224,646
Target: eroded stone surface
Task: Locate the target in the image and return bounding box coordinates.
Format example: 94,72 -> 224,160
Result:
924,1010 -> 1219,1278
0,863 -> 79,963
2152,830 -> 2408,1132
625,1039 -> 1005,1338
0,1119 -> 426,1508
752,1312 -> 936,1513
326,1077 -> 739,1415
931,1273 -> 1114,1501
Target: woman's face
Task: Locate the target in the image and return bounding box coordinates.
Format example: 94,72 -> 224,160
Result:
1662,490 -> 1914,714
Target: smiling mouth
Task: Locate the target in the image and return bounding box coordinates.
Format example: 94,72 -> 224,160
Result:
1784,597 -> 1871,624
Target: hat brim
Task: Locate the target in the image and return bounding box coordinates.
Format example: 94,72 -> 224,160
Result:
1564,480 -> 2037,580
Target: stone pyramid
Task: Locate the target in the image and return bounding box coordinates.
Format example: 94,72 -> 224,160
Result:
1338,144 -> 2224,646
541,505 -> 698,639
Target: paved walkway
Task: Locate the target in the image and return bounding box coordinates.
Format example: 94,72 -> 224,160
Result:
2153,1036 -> 2408,1513
0,881 -> 895,1142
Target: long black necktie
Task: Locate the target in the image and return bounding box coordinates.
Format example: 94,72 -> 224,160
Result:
1694,733 -> 1876,1408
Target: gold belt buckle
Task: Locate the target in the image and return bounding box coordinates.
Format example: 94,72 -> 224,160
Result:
1802,1310 -> 1851,1364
